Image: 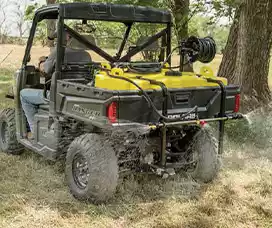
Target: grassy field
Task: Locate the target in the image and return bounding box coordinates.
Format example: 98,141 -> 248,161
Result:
0,44 -> 272,228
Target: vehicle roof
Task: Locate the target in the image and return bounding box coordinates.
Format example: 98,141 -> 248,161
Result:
35,3 -> 172,24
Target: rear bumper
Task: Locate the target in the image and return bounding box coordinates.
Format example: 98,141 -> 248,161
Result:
111,113 -> 244,129
158,113 -> 244,127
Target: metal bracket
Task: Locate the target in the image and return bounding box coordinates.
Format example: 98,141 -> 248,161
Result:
205,78 -> 226,155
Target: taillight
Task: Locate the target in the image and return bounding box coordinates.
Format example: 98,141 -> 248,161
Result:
200,120 -> 207,127
234,94 -> 240,113
107,102 -> 117,123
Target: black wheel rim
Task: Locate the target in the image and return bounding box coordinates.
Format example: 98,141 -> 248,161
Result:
72,153 -> 89,189
0,121 -> 8,146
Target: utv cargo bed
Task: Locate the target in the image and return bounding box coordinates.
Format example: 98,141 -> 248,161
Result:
56,79 -> 240,124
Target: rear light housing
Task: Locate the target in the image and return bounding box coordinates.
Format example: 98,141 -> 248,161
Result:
200,120 -> 207,127
234,94 -> 240,113
107,102 -> 117,123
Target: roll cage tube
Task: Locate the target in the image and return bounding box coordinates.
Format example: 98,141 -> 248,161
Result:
118,28 -> 168,62
23,3 -> 172,66
64,25 -> 116,62
115,23 -> 132,60
64,24 -> 170,63
50,9 -> 64,118
22,17 -> 38,66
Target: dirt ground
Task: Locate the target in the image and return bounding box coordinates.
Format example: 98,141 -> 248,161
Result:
0,44 -> 272,228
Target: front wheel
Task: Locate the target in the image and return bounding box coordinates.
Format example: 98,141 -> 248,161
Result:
187,126 -> 220,183
65,133 -> 119,203
0,108 -> 24,155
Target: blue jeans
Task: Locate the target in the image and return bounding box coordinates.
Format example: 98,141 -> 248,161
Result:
20,89 -> 49,132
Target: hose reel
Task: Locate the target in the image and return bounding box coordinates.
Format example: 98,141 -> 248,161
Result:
179,36 -> 217,71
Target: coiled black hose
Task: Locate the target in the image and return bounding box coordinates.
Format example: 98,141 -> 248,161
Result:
184,36 -> 216,63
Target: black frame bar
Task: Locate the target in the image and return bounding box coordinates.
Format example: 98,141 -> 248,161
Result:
118,28 -> 168,62
64,25 -> 116,62
206,78 -> 227,155
166,23 -> 172,65
115,23 -> 132,59
50,10 -> 65,118
64,25 -> 169,64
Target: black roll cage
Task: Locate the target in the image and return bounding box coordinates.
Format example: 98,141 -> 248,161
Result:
21,3 -> 172,119
64,24 -> 170,63
23,20 -> 172,65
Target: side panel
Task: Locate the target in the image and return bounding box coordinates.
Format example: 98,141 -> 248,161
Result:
56,80 -> 120,126
57,95 -> 115,127
33,112 -> 57,148
18,111 -> 59,161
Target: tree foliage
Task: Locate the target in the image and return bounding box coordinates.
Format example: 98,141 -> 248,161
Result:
24,0 -> 229,51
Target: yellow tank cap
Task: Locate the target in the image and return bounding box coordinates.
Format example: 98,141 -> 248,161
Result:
200,66 -> 215,77
163,62 -> 170,68
110,68 -> 124,77
101,62 -> 111,71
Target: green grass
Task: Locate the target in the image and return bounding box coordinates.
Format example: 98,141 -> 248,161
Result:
0,68 -> 15,109
0,77 -> 13,110
0,68 -> 14,82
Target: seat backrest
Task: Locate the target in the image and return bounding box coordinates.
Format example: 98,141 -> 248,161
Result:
69,35 -> 96,49
64,48 -> 92,63
61,48 -> 92,80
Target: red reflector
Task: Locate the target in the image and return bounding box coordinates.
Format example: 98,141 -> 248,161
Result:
200,120 -> 207,127
107,102 -> 117,123
234,94 -> 240,113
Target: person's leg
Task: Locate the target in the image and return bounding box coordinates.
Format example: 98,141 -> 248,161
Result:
20,89 -> 49,132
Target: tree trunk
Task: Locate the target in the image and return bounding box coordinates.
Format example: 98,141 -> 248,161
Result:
46,0 -> 56,47
217,10 -> 240,83
234,0 -> 271,112
172,0 -> 190,41
171,0 -> 192,71
218,0 -> 272,112
18,22 -> 23,38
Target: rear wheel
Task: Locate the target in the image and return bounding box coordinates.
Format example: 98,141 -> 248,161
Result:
65,133 -> 118,203
0,108 -> 24,155
187,126 -> 219,182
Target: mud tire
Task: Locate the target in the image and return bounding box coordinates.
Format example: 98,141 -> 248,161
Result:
65,133 -> 118,203
188,126 -> 220,183
0,108 -> 24,155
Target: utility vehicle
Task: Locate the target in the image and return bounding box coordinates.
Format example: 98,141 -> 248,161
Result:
0,3 -> 243,203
